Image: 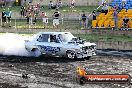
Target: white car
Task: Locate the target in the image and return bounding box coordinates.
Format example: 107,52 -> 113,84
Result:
25,32 -> 96,59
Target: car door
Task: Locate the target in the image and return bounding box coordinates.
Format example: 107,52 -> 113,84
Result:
36,34 -> 51,55
49,34 -> 65,56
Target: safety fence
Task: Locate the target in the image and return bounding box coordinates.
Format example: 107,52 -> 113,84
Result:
0,17 -> 90,30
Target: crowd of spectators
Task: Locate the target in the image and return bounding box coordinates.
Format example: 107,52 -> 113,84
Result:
99,1 -> 130,30
48,0 -> 63,9
1,0 -> 77,29
1,0 -> 130,30
19,0 -> 63,28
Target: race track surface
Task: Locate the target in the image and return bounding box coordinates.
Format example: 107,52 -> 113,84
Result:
0,50 -> 132,88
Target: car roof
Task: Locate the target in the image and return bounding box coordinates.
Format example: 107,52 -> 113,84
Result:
38,32 -> 71,35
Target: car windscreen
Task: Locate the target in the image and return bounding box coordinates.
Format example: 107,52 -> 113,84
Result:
58,33 -> 75,42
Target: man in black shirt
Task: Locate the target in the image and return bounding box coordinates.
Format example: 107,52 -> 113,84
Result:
2,9 -> 6,27
92,11 -> 96,20
53,9 -> 61,29
123,16 -> 129,30
81,12 -> 87,28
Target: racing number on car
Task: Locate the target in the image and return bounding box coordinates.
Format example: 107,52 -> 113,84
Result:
38,45 -> 61,53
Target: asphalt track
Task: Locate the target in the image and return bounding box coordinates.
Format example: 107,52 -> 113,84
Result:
0,50 -> 132,88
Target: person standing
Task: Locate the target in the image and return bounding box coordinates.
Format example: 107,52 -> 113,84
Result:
122,16 -> 129,30
26,13 -> 30,24
6,8 -> 12,27
122,0 -> 126,8
113,8 -> 118,30
101,3 -> 108,15
53,9 -> 61,29
33,14 -> 37,25
81,11 -> 87,28
92,11 -> 96,20
2,9 -> 6,27
41,12 -> 48,29
70,0 -> 75,8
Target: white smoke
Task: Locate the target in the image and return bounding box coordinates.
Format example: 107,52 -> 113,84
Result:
0,33 -> 31,56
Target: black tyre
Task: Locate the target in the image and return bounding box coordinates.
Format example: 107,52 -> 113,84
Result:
66,50 -> 76,59
84,56 -> 91,60
31,48 -> 41,57
80,76 -> 86,85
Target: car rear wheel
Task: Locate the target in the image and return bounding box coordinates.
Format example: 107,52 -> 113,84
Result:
31,48 -> 41,57
84,56 -> 91,60
66,50 -> 76,59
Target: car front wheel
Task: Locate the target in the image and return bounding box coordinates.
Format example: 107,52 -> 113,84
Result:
66,50 -> 76,59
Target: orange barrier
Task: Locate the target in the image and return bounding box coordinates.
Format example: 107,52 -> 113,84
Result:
92,20 -> 97,28
92,8 -> 132,28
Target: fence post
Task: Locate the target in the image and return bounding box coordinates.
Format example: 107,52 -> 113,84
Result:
61,17 -> 63,25
86,18 -> 88,28
15,19 -> 16,29
0,18 -> 2,26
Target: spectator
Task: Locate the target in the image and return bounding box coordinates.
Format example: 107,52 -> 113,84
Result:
29,11 -> 34,25
92,11 -> 96,20
101,2 -> 108,15
1,0 -> 5,7
33,14 -> 37,25
70,0 -> 75,8
113,8 -> 118,29
122,16 -> 129,30
81,11 -> 87,28
2,9 -> 6,27
114,4 -> 121,12
26,13 -> 30,24
49,1 -> 53,9
24,0 -> 27,7
56,0 -> 63,9
41,12 -> 48,28
29,0 -> 32,3
122,0 -> 126,8
53,9 -> 61,29
6,8 -> 12,27
20,6 -> 25,17
49,1 -> 56,9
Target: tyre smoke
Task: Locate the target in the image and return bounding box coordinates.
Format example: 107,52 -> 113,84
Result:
0,33 -> 31,56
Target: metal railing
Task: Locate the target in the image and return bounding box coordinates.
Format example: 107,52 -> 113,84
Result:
0,17 -> 87,30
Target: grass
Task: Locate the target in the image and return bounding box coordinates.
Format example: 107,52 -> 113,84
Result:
0,32 -> 131,42
0,6 -> 98,13
75,34 -> 132,42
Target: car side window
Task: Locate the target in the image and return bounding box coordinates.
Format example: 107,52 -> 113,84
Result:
37,34 -> 49,42
50,35 -> 57,42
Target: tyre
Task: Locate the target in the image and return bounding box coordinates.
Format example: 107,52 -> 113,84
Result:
84,56 -> 91,60
31,48 -> 41,57
66,50 -> 76,59
80,76 -> 86,85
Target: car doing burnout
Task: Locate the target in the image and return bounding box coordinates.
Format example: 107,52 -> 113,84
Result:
25,32 -> 96,59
